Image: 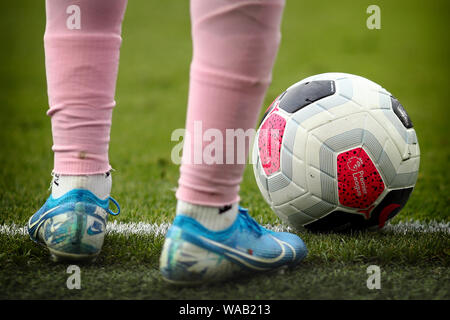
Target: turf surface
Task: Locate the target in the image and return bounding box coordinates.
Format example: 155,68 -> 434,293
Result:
0,0 -> 449,300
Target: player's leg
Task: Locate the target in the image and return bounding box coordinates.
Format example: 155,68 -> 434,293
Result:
28,0 -> 127,261
160,0 -> 307,284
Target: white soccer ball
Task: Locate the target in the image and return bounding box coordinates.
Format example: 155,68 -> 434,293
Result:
252,73 -> 420,232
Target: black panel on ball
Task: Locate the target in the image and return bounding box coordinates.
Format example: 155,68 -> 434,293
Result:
391,96 -> 413,128
278,80 -> 336,113
304,187 -> 414,233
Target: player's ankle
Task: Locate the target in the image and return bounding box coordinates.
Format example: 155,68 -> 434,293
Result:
176,200 -> 238,231
51,171 -> 112,200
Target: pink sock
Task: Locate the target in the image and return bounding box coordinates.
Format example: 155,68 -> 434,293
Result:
176,0 -> 285,206
45,0 -> 127,174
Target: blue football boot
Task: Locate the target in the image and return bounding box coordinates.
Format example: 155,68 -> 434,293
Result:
28,189 -> 120,262
160,206 -> 307,284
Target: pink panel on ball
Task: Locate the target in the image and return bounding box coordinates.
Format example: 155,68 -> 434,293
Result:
263,94 -> 281,114
258,112 -> 286,176
337,147 -> 385,208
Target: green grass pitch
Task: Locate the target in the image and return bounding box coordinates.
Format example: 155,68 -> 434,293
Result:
0,0 -> 449,300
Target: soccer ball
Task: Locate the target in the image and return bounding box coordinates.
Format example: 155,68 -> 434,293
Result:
252,73 -> 420,232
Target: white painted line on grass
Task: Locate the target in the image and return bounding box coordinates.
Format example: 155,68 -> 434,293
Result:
0,220 -> 448,237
